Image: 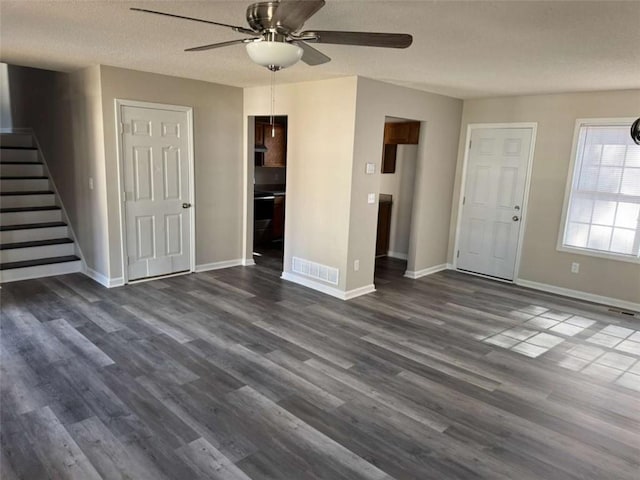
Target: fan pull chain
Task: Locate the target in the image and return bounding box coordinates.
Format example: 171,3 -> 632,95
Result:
270,70 -> 276,137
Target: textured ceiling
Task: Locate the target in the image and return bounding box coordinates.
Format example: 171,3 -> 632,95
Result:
1,0 -> 639,99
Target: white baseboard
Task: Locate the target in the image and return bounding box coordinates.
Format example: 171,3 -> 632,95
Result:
344,283 -> 377,300
242,258 -> 256,266
404,263 -> 450,280
515,278 -> 640,313
195,259 -> 244,273
387,251 -> 408,260
281,271 -> 375,301
83,265 -> 124,288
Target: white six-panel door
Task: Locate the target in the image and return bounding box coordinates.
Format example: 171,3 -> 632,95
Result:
120,104 -> 192,281
457,127 -> 533,280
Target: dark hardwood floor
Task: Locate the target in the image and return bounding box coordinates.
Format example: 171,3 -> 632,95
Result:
1,257 -> 639,479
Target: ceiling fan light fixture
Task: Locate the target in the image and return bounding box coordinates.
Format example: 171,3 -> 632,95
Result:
246,40 -> 304,71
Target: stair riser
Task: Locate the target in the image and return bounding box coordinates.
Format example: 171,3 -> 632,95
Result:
0,134 -> 34,148
1,243 -> 75,263
0,209 -> 61,226
0,164 -> 44,176
0,260 -> 82,283
0,178 -> 49,191
0,225 -> 69,243
0,149 -> 39,162
0,194 -> 56,208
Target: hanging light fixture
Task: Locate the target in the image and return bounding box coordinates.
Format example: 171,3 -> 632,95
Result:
245,34 -> 304,72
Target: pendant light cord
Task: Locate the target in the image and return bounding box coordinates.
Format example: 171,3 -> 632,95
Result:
270,70 -> 276,137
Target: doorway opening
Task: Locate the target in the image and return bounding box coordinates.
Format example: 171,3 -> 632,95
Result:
252,115 -> 288,272
374,116 -> 421,281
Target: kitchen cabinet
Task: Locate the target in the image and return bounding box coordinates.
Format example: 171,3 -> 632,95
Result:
381,121 -> 420,173
383,121 -> 420,145
382,144 -> 398,174
263,123 -> 287,167
255,122 -> 266,147
376,195 -> 392,256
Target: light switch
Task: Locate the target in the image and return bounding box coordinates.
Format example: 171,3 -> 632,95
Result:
365,163 -> 375,174
367,193 -> 376,204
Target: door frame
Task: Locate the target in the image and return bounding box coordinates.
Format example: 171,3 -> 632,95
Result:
452,122 -> 537,282
115,99 -> 196,284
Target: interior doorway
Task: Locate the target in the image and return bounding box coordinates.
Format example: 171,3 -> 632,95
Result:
252,115 -> 288,271
374,116 -> 420,281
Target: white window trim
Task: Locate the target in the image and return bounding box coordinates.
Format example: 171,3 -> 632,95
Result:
557,117 -> 640,264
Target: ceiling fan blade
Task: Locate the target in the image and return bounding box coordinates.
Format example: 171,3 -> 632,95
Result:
130,7 -> 255,35
300,30 -> 413,49
294,41 -> 331,66
185,39 -> 255,52
273,0 -> 325,32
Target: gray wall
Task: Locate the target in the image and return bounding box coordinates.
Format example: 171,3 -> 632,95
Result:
451,90 -> 640,304
379,144 -> 418,258
349,77 -> 463,290
244,77 -> 359,292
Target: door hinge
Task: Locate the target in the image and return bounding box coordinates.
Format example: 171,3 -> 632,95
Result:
469,140 -> 472,149
462,196 -> 466,205
457,250 -> 460,258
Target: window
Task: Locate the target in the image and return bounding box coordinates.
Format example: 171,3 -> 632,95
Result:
560,119 -> 640,262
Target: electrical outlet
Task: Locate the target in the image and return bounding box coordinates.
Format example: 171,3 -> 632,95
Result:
88,177 -> 94,190
365,163 -> 375,174
367,193 -> 376,204
354,260 -> 360,271
571,262 -> 580,273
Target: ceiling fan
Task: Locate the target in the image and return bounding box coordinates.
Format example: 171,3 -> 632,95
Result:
131,0 -> 413,71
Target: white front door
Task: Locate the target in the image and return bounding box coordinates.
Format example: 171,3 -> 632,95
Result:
120,104 -> 193,281
457,127 -> 533,280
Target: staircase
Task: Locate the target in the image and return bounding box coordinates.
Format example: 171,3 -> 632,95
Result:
0,132 -> 81,282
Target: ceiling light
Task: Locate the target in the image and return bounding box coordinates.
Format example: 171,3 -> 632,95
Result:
246,41 -> 304,71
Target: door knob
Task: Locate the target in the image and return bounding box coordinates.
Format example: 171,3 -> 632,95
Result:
512,215 -> 520,222
182,203 -> 192,209
514,205 -> 521,211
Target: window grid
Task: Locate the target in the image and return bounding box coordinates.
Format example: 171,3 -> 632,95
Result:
562,121 -> 640,260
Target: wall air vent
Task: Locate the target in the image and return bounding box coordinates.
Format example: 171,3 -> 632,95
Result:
607,308 -> 638,318
292,257 -> 339,285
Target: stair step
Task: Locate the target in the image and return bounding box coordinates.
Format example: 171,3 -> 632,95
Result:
0,178 -> 49,191
0,221 -> 67,231
0,205 -> 60,213
0,192 -> 56,208
0,256 -> 82,282
0,161 -> 43,165
0,176 -> 48,179
0,163 -> 44,176
0,149 -> 39,162
1,238 -> 75,263
0,133 -> 34,148
0,222 -> 69,244
0,255 -> 80,270
0,190 -> 53,195
0,237 -> 73,250
0,207 -> 62,226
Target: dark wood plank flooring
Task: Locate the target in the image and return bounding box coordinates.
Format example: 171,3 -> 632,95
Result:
1,257 -> 639,479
